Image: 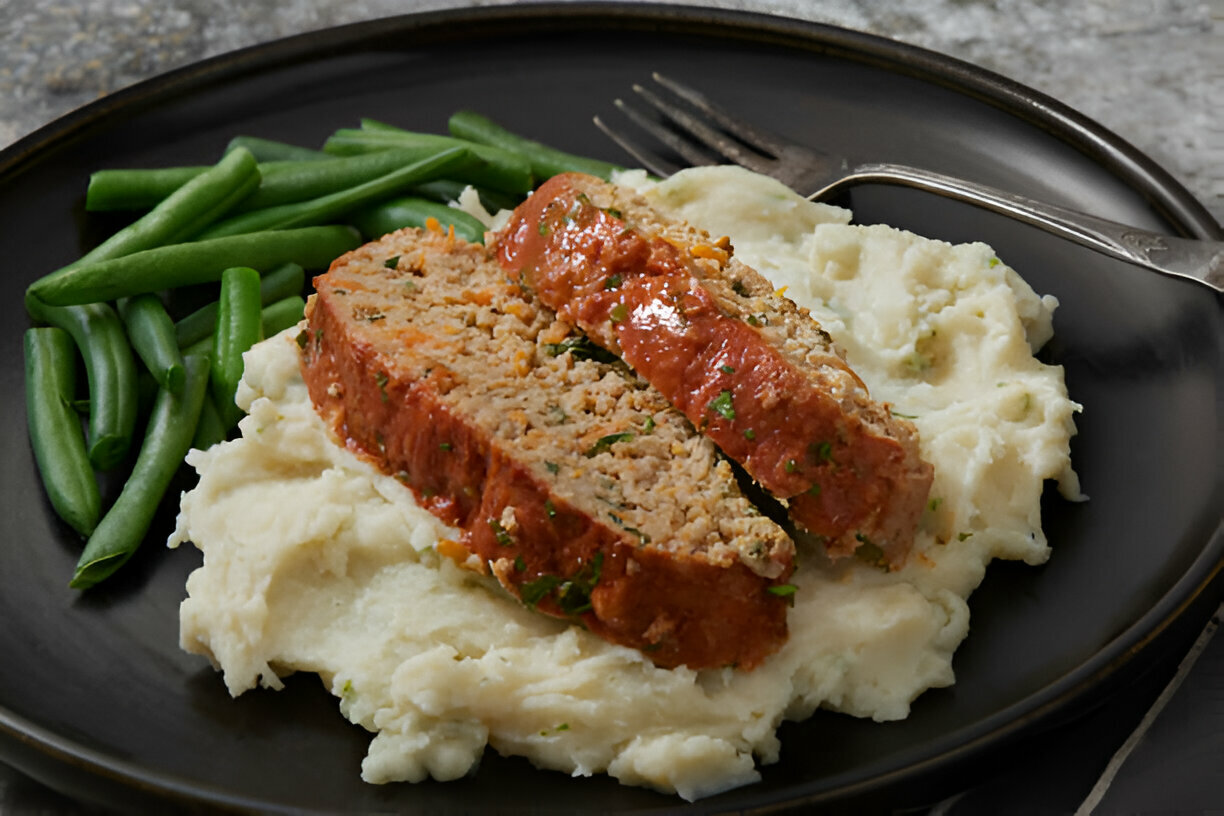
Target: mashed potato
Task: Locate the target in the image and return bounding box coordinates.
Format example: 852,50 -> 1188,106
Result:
170,166 -> 1081,801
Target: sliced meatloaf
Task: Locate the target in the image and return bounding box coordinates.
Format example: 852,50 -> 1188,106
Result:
299,226 -> 795,670
493,173 -> 933,568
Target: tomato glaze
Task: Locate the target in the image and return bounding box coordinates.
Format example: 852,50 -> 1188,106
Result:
496,174 -> 918,555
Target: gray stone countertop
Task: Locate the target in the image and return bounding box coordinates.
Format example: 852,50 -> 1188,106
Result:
3,0 -> 1222,224
0,1 -> 1221,813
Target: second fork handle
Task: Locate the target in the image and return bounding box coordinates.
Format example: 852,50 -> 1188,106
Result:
826,163 -> 1223,291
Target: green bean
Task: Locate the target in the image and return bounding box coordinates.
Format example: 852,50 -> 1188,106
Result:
410,179 -> 523,214
84,150 -> 465,219
72,148 -> 259,263
26,225 -> 360,306
448,110 -> 623,182
260,295 -> 306,338
69,353 -> 210,589
85,166 -> 209,211
174,262 -> 305,348
119,295 -> 186,393
323,129 -> 533,194
358,118 -> 407,133
236,148 -> 459,213
196,147 -> 472,240
173,304 -> 219,352
24,328 -> 101,537
211,267 -> 264,428
191,392 -> 229,451
180,296 -> 309,360
349,196 -> 486,243
25,299 -> 138,471
225,135 -> 329,163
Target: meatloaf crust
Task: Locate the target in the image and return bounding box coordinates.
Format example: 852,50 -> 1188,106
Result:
493,173 -> 933,568
299,226 -> 795,670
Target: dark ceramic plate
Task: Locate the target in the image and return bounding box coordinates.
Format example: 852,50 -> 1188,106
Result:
0,4 -> 1220,813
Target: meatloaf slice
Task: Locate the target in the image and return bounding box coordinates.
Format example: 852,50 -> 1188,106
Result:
299,226 -> 795,670
493,172 -> 934,569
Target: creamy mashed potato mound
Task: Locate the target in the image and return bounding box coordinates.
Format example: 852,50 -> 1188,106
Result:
171,166 -> 1082,801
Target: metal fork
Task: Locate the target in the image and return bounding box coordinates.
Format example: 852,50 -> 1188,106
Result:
594,73 -> 1223,291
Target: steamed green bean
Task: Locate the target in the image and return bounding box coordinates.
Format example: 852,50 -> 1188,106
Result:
349,195 -> 487,243
70,353 -> 210,589
119,294 -> 186,393
447,110 -> 623,182
196,147 -> 471,239
173,262 -> 305,348
210,267 -> 264,428
26,299 -> 138,471
225,135 -> 329,163
74,148 -> 258,257
323,128 -> 533,194
24,328 -> 102,536
26,225 -> 360,306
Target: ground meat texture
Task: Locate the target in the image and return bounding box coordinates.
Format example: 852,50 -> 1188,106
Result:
493,173 -> 935,569
299,227 -> 795,670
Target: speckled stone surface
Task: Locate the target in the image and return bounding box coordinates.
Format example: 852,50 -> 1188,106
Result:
2,0 -> 1221,223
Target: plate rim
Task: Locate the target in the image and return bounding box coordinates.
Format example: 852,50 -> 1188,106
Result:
0,2 -> 1221,811
2,2 -> 1220,239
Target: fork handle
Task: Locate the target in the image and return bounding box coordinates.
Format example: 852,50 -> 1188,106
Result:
830,163 -> 1223,291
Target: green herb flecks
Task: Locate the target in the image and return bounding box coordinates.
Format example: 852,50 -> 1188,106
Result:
383,255 -> 400,269
374,371 -> 389,403
767,584 -> 797,607
609,303 -> 629,323
809,440 -> 834,464
520,574 -> 562,608
608,512 -> 650,545
585,431 -> 634,457
488,517 -> 513,547
720,364 -> 735,374
544,500 -> 557,519
708,390 -> 736,421
604,273 -> 623,290
543,335 -> 617,364
544,460 -> 560,475
520,552 -> 605,616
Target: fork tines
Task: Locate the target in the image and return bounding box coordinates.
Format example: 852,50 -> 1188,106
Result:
594,72 -> 785,179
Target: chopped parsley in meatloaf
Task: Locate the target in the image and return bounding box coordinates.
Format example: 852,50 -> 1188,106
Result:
494,173 -> 933,568
300,226 -> 794,670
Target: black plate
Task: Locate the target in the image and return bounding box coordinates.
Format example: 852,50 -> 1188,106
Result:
1,4 -> 1220,813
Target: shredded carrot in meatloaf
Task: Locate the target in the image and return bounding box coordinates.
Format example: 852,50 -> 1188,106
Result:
688,243 -> 730,265
424,216 -> 458,249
